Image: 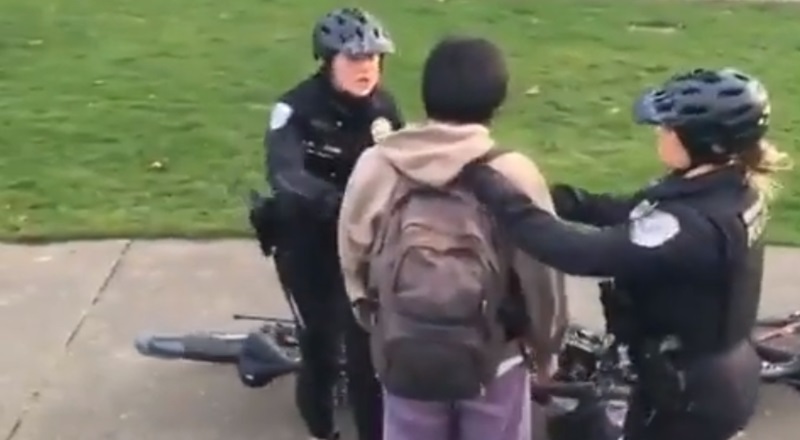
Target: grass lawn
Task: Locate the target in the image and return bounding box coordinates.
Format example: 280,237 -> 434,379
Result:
2,0 -> 799,242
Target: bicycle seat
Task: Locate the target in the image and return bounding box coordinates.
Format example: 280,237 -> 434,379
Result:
237,331 -> 301,388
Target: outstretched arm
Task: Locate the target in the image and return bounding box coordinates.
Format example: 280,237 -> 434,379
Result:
463,165 -> 718,280
551,184 -> 638,227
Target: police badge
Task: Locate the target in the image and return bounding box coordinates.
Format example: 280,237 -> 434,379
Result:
370,117 -> 393,142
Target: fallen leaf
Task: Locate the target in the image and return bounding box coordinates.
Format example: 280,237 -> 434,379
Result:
148,160 -> 167,171
525,86 -> 540,96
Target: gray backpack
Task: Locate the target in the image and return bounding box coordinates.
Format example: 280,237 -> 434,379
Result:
364,150 -> 513,401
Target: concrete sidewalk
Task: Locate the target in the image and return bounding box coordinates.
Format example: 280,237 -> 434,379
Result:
1,239 -> 799,440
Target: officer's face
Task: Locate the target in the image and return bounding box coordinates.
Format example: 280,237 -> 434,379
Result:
656,126 -> 691,170
331,53 -> 381,97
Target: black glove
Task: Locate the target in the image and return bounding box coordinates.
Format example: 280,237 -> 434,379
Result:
549,183 -> 584,219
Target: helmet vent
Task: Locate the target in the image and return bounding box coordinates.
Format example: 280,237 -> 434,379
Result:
728,104 -> 753,118
680,86 -> 701,96
680,104 -> 709,116
718,87 -> 744,97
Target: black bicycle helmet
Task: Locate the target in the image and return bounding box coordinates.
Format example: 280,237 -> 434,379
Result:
312,8 -> 395,60
633,68 -> 770,159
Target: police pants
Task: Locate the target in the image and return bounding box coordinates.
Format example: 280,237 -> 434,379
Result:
623,339 -> 760,440
273,223 -> 381,440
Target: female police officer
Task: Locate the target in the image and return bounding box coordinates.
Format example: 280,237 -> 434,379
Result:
461,68 -> 791,440
263,7 -> 403,440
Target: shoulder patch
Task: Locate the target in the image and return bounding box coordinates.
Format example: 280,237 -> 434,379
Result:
269,102 -> 293,130
742,194 -> 767,247
629,209 -> 681,248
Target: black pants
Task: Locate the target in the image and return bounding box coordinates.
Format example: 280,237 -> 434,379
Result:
624,339 -> 760,440
273,222 -> 381,440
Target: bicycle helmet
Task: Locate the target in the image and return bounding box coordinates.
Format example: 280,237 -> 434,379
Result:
312,8 -> 395,60
633,68 -> 770,160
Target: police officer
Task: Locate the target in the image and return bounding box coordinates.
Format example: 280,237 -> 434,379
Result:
462,68 -> 790,440
263,8 -> 403,440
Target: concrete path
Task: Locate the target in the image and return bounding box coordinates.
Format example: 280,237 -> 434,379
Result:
1,239 -> 799,440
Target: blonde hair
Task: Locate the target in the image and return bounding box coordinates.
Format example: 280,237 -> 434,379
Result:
737,140 -> 793,201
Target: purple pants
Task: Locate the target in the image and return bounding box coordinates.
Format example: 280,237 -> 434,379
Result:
383,363 -> 531,440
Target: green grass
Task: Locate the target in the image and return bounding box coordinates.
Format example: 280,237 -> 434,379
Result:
2,0 -> 799,242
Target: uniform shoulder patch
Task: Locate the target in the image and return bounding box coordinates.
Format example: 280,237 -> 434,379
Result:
269,102 -> 293,130
742,194 -> 767,247
629,208 -> 681,248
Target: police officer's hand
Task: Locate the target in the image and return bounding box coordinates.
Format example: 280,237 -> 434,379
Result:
549,184 -> 584,219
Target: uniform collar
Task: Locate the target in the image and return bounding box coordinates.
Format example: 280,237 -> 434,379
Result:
643,166 -> 748,201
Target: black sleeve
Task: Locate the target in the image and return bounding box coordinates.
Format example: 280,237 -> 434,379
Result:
552,184 -> 637,227
264,102 -> 338,204
464,165 -> 720,279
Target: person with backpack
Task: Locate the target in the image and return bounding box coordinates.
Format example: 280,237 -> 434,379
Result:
337,36 -> 568,440
256,7 -> 404,440
461,68 -> 790,440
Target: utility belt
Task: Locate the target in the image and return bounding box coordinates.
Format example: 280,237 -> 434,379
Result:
600,279 -> 687,412
630,336 -> 690,413
248,185 -> 342,258
600,281 -> 744,413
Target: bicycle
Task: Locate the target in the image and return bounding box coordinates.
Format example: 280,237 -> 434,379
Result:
135,318 -> 634,439
134,311 -> 800,408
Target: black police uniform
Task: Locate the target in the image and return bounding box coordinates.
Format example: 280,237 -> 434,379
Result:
265,72 -> 403,440
463,165 -> 765,440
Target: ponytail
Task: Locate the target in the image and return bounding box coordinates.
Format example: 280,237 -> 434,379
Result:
737,140 -> 793,201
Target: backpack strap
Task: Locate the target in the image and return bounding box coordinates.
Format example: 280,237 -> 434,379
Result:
370,165 -> 413,255
362,162 -> 415,306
